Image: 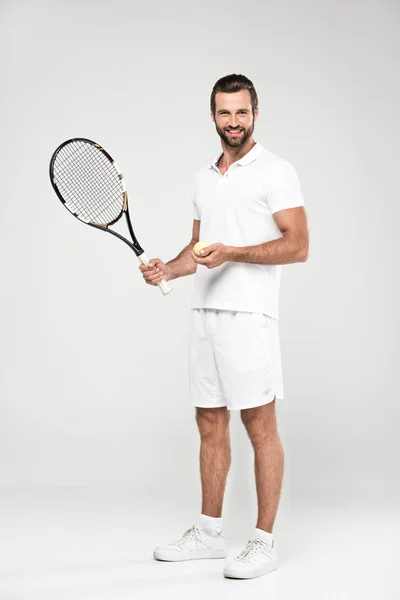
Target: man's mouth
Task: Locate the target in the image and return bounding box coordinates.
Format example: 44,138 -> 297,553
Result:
226,130 -> 244,137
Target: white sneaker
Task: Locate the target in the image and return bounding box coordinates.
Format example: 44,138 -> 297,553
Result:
223,537 -> 278,579
153,525 -> 227,562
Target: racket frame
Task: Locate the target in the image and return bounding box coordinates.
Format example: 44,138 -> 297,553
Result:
49,138 -> 172,295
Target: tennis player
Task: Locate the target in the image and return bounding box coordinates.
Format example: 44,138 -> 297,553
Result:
139,74 -> 309,580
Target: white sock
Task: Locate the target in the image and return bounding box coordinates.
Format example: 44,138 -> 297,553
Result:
200,513 -> 223,536
254,527 -> 274,546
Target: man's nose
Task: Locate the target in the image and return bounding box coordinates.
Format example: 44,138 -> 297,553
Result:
228,116 -> 239,128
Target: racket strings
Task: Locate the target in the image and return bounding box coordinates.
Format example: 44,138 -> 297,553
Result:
52,141 -> 125,225
56,142 -> 123,223
56,155 -> 122,224
59,158 -> 121,223
56,143 -> 123,223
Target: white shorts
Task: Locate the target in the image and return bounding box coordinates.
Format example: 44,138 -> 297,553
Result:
189,309 -> 284,411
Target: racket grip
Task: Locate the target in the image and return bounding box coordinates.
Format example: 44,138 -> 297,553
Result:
138,252 -> 172,296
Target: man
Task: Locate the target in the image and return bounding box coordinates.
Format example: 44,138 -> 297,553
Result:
139,74 -> 309,580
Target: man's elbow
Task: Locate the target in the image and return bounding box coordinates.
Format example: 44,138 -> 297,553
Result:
296,238 -> 309,262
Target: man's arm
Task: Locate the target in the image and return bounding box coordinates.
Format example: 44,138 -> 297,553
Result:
167,219 -> 200,279
139,220 -> 200,286
230,207 -> 309,265
192,207 -> 309,269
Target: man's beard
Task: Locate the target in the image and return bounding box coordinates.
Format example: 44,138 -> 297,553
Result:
215,121 -> 254,148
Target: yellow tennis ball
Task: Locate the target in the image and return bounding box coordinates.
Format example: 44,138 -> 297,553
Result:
193,241 -> 211,257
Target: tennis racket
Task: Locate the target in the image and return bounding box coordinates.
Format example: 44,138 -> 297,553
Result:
49,138 -> 172,296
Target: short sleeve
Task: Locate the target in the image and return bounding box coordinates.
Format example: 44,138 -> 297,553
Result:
192,181 -> 200,220
266,161 -> 305,215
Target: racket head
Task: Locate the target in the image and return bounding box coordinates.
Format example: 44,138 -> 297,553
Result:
49,138 -> 127,227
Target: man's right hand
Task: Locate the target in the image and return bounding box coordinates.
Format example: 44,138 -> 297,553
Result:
139,258 -> 171,286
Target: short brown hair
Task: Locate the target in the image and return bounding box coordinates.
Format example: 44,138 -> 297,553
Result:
210,74 -> 259,115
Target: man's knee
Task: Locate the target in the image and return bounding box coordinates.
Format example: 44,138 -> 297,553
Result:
196,407 -> 230,440
240,399 -> 278,445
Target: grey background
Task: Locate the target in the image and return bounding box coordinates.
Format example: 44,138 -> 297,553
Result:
0,0 -> 399,582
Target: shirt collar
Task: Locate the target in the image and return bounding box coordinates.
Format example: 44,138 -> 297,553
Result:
210,142 -> 263,171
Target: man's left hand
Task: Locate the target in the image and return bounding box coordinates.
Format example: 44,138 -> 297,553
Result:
191,243 -> 232,269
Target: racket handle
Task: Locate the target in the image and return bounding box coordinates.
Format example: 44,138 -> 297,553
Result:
138,253 -> 172,296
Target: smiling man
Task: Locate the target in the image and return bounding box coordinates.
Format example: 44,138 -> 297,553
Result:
140,74 -> 309,580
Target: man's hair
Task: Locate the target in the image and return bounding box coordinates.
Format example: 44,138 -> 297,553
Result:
210,74 -> 259,115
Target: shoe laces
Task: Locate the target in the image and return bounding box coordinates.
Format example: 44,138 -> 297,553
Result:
174,526 -> 202,546
237,538 -> 268,562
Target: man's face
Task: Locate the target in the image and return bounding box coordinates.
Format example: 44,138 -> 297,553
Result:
212,90 -> 258,148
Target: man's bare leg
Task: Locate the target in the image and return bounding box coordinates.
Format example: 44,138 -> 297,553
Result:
241,399 -> 284,532
152,406 -> 229,561
196,406 -> 231,517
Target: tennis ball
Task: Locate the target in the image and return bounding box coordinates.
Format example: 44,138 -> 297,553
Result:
193,241 -> 211,257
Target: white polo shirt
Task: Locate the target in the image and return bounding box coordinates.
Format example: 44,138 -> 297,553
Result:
191,142 -> 305,319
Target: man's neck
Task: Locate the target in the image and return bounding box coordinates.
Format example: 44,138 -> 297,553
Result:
218,138 -> 256,170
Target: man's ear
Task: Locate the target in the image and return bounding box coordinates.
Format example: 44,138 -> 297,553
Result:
210,111 -> 215,123
254,108 -> 260,122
